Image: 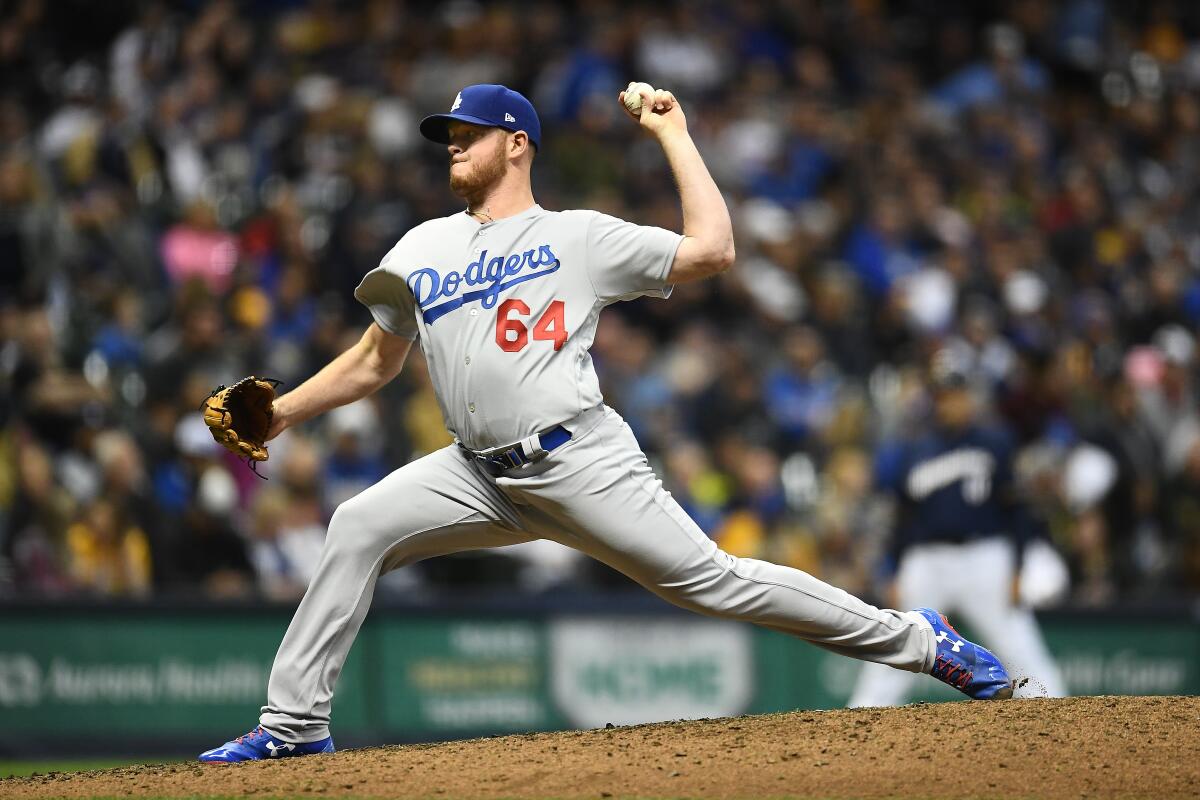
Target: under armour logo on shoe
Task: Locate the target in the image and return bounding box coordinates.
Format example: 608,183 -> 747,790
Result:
266,741 -> 295,757
451,92 -> 463,112
504,112 -> 516,122
936,630 -> 965,652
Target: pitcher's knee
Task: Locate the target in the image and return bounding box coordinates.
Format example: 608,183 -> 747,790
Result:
662,588 -> 724,616
325,498 -> 395,561
652,554 -> 765,620
653,561 -> 742,617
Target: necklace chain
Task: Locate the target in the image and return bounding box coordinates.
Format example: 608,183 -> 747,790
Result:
467,206 -> 493,223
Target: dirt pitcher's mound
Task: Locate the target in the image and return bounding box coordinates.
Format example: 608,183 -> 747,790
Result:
6,696 -> 1199,799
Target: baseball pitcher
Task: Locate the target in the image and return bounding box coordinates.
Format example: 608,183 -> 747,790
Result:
199,83 -> 1013,763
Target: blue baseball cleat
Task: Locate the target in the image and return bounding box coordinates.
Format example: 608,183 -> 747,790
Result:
915,607 -> 1014,700
199,725 -> 334,763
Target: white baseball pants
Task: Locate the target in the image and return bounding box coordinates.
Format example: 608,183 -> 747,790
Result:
261,405 -> 936,742
847,537 -> 1067,707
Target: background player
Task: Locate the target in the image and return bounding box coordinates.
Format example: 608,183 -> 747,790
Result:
848,351 -> 1067,707
198,83 -> 1012,763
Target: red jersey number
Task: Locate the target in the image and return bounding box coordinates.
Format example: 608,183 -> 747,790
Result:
495,299 -> 530,352
495,299 -> 567,352
532,300 -> 567,351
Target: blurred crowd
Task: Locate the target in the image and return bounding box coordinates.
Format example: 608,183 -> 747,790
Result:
3,0 -> 1200,605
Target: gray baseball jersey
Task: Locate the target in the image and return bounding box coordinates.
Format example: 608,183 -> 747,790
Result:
353,204 -> 681,450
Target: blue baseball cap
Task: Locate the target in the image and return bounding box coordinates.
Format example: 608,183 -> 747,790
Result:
420,84 -> 542,150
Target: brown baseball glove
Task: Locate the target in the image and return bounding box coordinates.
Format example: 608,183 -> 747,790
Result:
200,376 -> 282,475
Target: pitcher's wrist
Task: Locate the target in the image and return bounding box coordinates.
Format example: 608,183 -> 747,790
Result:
655,126 -> 691,146
269,396 -> 295,438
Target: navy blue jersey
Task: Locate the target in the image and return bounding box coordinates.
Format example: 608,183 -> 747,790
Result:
876,425 -> 1021,559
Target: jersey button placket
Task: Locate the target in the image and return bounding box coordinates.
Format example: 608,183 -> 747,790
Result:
463,237 -> 482,424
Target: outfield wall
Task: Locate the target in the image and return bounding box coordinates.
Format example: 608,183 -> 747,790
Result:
1,594 -> 1197,756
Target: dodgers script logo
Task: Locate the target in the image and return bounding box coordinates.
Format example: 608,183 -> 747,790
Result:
409,245 -> 560,324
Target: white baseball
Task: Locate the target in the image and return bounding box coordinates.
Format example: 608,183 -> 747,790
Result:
623,81 -> 656,115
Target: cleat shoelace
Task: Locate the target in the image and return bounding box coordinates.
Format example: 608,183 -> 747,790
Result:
233,726 -> 264,745
932,654 -> 974,689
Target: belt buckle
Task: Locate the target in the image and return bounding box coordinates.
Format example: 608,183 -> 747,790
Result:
501,448 -> 524,469
475,453 -> 504,476
467,434 -> 556,476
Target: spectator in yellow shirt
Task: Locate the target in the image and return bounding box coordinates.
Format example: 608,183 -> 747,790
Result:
66,497 -> 151,597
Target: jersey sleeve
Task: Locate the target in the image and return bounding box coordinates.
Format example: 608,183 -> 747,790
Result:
353,251 -> 419,340
584,211 -> 685,302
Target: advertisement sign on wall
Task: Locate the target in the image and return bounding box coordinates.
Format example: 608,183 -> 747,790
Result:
0,616 -> 369,736
376,620 -> 551,732
1,607 -> 1196,753
549,618 -> 753,727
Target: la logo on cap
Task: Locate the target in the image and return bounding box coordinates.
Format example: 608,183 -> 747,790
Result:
504,112 -> 516,122
451,92 -> 463,112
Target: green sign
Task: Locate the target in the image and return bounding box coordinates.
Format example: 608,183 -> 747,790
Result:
1,608 -> 1196,750
1040,618 -> 1198,696
749,616 -> 1200,711
374,619 -> 552,732
0,615 -> 371,735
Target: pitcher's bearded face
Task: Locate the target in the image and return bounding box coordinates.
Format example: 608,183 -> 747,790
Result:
447,124 -> 507,198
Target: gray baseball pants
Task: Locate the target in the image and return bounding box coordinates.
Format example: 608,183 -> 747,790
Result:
260,405 -> 936,742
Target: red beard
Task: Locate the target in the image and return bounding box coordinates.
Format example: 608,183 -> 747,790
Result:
449,138 -> 507,201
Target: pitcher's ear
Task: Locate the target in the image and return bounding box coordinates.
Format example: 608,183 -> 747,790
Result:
510,130 -> 529,156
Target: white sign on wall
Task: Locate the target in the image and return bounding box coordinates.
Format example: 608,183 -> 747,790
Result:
549,617 -> 753,727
